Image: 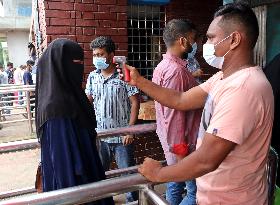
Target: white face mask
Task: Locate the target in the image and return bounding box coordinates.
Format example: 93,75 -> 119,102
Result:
203,34 -> 232,69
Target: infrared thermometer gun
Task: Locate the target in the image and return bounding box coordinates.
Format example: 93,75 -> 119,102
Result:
113,56 -> 131,82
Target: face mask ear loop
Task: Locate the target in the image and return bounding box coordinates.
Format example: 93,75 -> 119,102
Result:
223,49 -> 231,57
214,33 -> 233,47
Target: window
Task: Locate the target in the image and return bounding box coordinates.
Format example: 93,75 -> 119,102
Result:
127,4 -> 166,80
17,4 -> 32,17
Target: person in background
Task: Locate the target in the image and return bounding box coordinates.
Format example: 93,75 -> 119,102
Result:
24,60 -> 34,85
152,19 -> 201,205
264,53 -> 280,185
0,64 -> 8,85
5,62 -> 14,106
14,65 -> 24,85
126,3 -> 273,205
0,64 -> 10,114
14,65 -> 25,105
24,60 -> 35,114
85,36 -> 139,203
36,38 -> 114,205
28,42 -> 37,62
185,32 -> 204,84
20,65 -> 26,82
6,62 -> 14,84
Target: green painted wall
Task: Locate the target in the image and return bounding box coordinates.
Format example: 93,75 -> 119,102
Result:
266,3 -> 280,64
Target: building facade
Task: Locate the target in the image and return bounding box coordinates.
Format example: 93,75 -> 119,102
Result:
0,0 -> 32,67
32,0 -> 222,85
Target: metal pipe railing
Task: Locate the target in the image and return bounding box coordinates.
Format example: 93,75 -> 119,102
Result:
0,161 -> 167,200
0,174 -> 152,205
0,187 -> 36,200
0,165 -> 141,200
0,123 -> 156,153
1,85 -> 35,134
0,123 -> 157,201
0,166 -> 141,200
140,186 -> 169,205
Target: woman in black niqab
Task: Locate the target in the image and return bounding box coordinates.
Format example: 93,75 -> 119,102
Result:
36,38 -> 114,205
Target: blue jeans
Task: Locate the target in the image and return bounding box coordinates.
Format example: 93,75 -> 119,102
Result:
166,180 -> 197,205
100,141 -> 138,203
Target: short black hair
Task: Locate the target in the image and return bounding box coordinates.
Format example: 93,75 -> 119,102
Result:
214,3 -> 259,48
26,60 -> 35,66
7,62 -> 13,67
163,19 -> 196,47
28,42 -> 35,48
90,36 -> 115,54
20,65 -> 26,69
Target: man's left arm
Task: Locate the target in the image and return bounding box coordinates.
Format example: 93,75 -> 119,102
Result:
139,132 -> 236,182
123,86 -> 140,145
128,94 -> 140,126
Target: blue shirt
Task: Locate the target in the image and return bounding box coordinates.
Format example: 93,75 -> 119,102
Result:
85,69 -> 139,143
187,57 -> 202,84
23,71 -> 33,85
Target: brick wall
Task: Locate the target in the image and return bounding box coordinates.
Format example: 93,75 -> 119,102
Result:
37,0 -> 128,85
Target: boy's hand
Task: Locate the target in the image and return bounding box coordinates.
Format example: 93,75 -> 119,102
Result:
123,135 -> 134,145
192,69 -> 203,77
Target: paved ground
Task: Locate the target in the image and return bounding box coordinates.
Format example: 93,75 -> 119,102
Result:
0,108 -> 35,143
0,109 -> 38,193
0,149 -> 40,192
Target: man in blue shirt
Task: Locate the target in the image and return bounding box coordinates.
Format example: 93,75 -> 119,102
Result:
23,60 -> 35,116
23,60 -> 34,85
85,36 -> 140,203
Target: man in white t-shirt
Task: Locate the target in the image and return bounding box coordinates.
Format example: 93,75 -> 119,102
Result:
124,3 -> 273,205
14,65 -> 25,85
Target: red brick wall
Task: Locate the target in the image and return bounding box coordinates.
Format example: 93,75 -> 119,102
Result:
37,0 -> 128,85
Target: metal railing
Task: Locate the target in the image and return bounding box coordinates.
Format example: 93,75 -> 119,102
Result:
0,123 -> 158,201
0,173 -> 168,205
0,123 -> 157,154
1,147 -> 278,205
0,85 -> 36,134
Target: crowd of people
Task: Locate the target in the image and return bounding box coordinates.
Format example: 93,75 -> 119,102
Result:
1,2 -> 278,205
0,59 -> 36,119
0,60 -> 36,87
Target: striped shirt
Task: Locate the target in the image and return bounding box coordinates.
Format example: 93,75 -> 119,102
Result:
85,69 -> 139,143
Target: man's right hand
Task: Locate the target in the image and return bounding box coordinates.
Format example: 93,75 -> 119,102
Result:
118,64 -> 141,86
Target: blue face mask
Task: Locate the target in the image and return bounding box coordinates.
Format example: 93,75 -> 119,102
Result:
187,42 -> 197,59
93,57 -> 110,70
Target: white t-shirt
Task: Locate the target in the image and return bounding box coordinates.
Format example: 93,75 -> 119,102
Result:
14,68 -> 23,85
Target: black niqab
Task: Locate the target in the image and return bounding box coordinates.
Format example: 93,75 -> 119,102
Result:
35,39 -> 96,136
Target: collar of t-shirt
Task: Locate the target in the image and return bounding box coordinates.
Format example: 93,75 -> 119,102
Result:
95,69 -> 119,83
163,51 -> 187,68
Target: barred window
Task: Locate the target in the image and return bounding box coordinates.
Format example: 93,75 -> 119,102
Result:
127,4 -> 166,80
